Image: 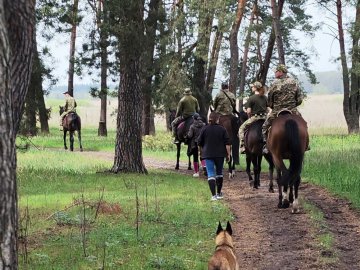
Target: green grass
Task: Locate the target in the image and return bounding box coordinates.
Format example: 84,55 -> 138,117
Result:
303,134 -> 360,207
17,148 -> 232,269
302,201 -> 337,264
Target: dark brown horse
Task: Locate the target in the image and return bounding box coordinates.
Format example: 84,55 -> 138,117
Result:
218,111 -> 247,178
267,113 -> 309,213
244,119 -> 274,190
60,106 -> 83,152
169,109 -> 193,170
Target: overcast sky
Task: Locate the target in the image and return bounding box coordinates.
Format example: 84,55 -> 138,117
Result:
41,2 -> 354,86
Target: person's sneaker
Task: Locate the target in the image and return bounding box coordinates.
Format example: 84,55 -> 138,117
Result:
240,146 -> 246,154
216,192 -> 223,199
193,172 -> 199,178
211,195 -> 218,201
262,145 -> 269,154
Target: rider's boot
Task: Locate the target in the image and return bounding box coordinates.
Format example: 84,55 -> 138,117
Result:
239,140 -> 246,154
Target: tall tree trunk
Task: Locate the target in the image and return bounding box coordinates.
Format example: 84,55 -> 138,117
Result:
257,0 -> 284,85
23,75 -> 37,136
349,0 -> 360,133
36,83 -> 49,134
142,0 -> 160,136
98,0 -> 108,137
239,1 -> 257,108
270,0 -> 285,65
229,0 -> 246,95
111,0 -> 147,174
192,0 -> 215,117
67,0 -> 79,97
1,1 -> 35,269
336,0 -> 358,133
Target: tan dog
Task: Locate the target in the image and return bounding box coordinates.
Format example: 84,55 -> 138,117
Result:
208,221 -> 239,270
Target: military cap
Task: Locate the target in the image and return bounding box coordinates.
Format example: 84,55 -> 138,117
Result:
250,81 -> 263,89
63,91 -> 69,94
184,88 -> 192,95
276,64 -> 288,73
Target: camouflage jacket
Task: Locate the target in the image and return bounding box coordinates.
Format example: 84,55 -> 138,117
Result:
268,76 -> 303,112
175,95 -> 200,118
64,96 -> 77,113
214,90 -> 236,115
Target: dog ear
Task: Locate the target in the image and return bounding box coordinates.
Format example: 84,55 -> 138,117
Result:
226,221 -> 233,236
216,221 -> 223,235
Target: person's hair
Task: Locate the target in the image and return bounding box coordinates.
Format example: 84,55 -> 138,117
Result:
208,112 -> 220,124
258,87 -> 266,95
221,82 -> 229,90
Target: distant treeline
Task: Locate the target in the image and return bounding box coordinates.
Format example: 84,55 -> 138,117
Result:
49,70 -> 343,99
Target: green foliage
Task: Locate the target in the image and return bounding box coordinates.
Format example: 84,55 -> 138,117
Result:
143,133 -> 176,151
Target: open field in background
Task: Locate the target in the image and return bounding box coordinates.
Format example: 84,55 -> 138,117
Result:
47,94 -> 348,134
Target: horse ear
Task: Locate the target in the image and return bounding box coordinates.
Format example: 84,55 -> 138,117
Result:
216,221 -> 223,235
225,221 -> 233,236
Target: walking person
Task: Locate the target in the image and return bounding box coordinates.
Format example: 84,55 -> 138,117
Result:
187,113 -> 206,177
239,81 -> 269,153
197,112 -> 231,201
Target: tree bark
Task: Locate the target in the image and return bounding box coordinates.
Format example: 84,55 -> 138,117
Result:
257,0 -> 284,85
270,0 -> 285,65
67,0 -> 79,97
1,1 -> 35,269
229,0 -> 246,95
142,0 -> 160,136
98,0 -> 108,137
111,0 -> 147,174
239,1 -> 257,108
348,0 -> 360,133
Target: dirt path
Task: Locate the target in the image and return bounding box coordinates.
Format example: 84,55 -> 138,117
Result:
81,151 -> 360,269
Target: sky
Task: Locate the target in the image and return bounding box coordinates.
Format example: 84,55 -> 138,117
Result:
41,2 -> 354,86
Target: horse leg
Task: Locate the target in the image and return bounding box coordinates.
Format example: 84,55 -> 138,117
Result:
227,155 -> 234,179
77,129 -> 83,152
264,153 -> 274,193
70,131 -> 74,151
292,176 -> 301,214
276,169 -> 283,208
251,155 -> 259,189
281,177 -> 290,209
256,155 -> 263,188
246,154 -> 253,187
175,143 -> 180,170
63,130 -> 68,150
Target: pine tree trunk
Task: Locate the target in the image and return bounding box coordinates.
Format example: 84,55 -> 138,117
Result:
257,0 -> 284,84
270,0 -> 285,65
229,0 -> 246,95
36,85 -> 50,134
349,0 -> 360,133
1,1 -> 35,269
23,79 -> 37,136
111,0 -> 147,174
239,1 -> 257,107
67,0 -> 79,97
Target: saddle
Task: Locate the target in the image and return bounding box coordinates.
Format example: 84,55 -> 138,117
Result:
176,117 -> 193,143
63,112 -> 78,126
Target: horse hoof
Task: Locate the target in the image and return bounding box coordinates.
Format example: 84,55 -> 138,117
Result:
282,200 -> 290,209
175,167 -> 179,170
249,180 -> 254,187
278,202 -> 282,208
269,187 -> 274,193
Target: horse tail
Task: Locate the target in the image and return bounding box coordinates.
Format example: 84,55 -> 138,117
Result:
285,119 -> 304,186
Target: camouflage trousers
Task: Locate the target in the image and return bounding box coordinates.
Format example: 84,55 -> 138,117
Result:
262,109 -> 301,141
239,115 -> 266,146
171,116 -> 184,137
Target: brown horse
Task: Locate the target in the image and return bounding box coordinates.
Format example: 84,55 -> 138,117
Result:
267,113 -> 309,213
244,119 -> 274,190
60,106 -> 83,152
218,111 -> 247,179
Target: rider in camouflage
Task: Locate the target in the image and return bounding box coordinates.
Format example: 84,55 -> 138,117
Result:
262,64 -> 304,154
213,82 -> 236,115
60,91 -> 77,131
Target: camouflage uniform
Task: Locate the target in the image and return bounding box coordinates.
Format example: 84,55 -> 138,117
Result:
171,89 -> 200,137
262,75 -> 303,141
239,94 -> 268,147
60,95 -> 77,126
214,89 -> 236,116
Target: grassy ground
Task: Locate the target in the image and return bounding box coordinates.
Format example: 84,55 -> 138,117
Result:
17,138 -> 231,269
17,125 -> 360,269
